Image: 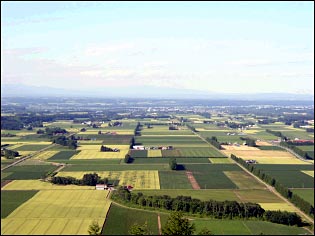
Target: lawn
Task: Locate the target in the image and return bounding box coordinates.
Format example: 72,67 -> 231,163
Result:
1,190 -> 38,218
1,190 -> 111,235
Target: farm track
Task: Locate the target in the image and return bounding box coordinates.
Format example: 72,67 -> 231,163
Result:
193,129 -> 314,226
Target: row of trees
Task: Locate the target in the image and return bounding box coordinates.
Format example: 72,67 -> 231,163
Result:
231,154 -> 314,218
186,124 -> 197,132
265,129 -> 288,140
206,136 -> 222,150
169,158 -> 177,170
280,142 -> 313,160
112,188 -> 304,226
51,173 -> 110,186
112,188 -> 265,219
134,122 -> 142,136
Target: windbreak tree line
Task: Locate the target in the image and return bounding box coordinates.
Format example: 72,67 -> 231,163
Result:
112,188 -> 303,227
231,154 -> 314,218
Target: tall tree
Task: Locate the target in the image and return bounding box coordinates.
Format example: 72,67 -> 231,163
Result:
128,222 -> 151,235
87,220 -> 101,235
162,211 -> 195,235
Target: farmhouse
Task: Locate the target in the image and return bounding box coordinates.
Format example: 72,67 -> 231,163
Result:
245,160 -> 257,164
95,184 -> 108,190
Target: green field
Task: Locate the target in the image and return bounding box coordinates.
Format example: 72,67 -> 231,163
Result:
159,171 -> 192,189
262,170 -> 314,188
177,147 -> 225,158
136,136 -> 208,146
11,144 -> 50,151
2,165 -> 58,180
290,189 -> 314,206
1,190 -> 38,218
129,150 -> 148,158
102,203 -> 167,235
48,150 -> 80,160
193,219 -> 310,235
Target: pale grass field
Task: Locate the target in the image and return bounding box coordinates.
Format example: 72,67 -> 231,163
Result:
33,151 -> 60,160
57,170 -> 160,189
17,151 -> 36,156
2,141 -> 52,145
222,145 -> 260,151
256,141 -> 273,146
7,144 -> 25,149
224,171 -> 265,189
71,150 -> 128,159
258,203 -> 296,212
209,158 -> 233,164
147,150 -> 162,157
78,130 -> 133,135
1,190 -> 110,235
242,130 -> 261,134
301,170 -> 314,177
77,145 -> 129,151
2,180 -> 95,190
222,150 -> 311,164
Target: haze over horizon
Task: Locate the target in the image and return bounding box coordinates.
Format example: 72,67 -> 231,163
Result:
1,2 -> 314,96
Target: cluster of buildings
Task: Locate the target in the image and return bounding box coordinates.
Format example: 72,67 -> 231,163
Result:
133,145 -> 173,150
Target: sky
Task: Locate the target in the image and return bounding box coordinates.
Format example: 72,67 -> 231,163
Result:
1,1 -> 314,95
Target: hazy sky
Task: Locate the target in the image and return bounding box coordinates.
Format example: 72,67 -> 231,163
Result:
1,1 -> 314,94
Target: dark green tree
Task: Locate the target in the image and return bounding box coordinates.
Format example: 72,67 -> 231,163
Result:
162,211 -> 195,235
87,220 -> 101,235
128,222 -> 152,235
169,158 -> 177,170
198,227 -> 213,235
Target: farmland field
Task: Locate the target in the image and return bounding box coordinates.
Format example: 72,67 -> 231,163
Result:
290,189 -> 314,205
159,171 -> 192,189
2,180 -> 95,190
33,151 -> 60,160
209,158 -> 232,164
1,190 -> 38,218
193,219 -> 309,235
147,150 -> 162,157
57,170 -> 160,189
129,150 -> 148,158
71,150 -> 128,159
48,150 -> 79,160
177,147 -> 226,157
1,190 -> 110,235
102,203 -> 166,235
2,165 -> 58,180
10,144 -> 50,151
224,171 -> 266,189
61,164 -> 169,171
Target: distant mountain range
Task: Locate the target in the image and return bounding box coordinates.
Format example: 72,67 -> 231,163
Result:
1,84 -> 314,101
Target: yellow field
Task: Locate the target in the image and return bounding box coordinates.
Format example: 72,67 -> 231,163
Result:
256,141 -> 272,146
148,150 -> 162,157
2,180 -> 95,190
71,150 -> 128,159
242,130 -> 260,134
259,203 -> 296,212
57,170 -> 160,189
14,132 -> 37,136
224,171 -> 265,189
222,150 -> 311,164
1,190 -> 110,235
33,151 -> 60,160
209,158 -> 233,164
18,151 -> 36,156
301,170 -> 314,177
222,145 -> 260,151
77,145 -> 129,151
1,141 -> 52,145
